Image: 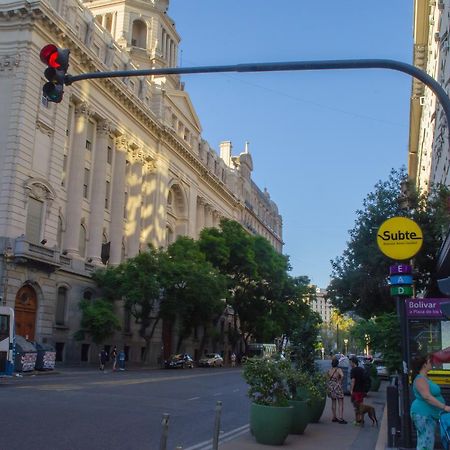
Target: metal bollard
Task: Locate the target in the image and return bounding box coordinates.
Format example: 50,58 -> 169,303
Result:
212,401 -> 222,450
159,413 -> 170,450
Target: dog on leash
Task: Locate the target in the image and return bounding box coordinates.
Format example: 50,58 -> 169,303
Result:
357,403 -> 378,427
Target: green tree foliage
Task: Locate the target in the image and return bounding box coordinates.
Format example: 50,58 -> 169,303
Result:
350,313 -> 401,373
94,247 -> 164,361
75,298 -> 121,344
159,237 -> 227,352
328,168 -> 450,318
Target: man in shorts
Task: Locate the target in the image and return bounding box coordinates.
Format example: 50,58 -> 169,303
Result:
350,356 -> 366,425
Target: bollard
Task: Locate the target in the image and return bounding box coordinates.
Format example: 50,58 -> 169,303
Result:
212,401 -> 222,450
159,413 -> 170,450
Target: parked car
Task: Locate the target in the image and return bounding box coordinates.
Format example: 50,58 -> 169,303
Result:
198,353 -> 224,367
164,353 -> 194,369
374,359 -> 389,379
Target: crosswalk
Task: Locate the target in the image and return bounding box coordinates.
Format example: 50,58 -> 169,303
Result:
182,424 -> 250,450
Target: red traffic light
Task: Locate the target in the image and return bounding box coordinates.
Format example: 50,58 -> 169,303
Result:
40,44 -> 70,70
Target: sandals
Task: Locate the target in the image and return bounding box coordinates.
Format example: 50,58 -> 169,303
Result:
332,417 -> 339,422
338,419 -> 348,424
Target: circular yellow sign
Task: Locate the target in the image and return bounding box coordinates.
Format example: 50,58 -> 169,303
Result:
376,217 -> 423,260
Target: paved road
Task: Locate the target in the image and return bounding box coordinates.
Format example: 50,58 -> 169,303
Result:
0,368 -> 248,450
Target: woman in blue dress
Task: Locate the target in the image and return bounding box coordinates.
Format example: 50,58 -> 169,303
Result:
411,354 -> 450,449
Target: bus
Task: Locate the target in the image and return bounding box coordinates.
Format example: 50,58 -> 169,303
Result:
0,306 -> 14,376
246,343 -> 277,360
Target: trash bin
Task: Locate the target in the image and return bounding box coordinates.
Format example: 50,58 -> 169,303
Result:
14,335 -> 37,372
35,342 -> 56,370
118,350 -> 125,370
338,357 -> 351,394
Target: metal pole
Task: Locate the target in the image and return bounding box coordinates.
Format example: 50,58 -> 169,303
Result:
397,296 -> 413,449
159,413 -> 170,450
212,401 -> 222,450
65,58 -> 450,141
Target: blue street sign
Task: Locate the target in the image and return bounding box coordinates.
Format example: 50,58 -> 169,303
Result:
390,275 -> 413,285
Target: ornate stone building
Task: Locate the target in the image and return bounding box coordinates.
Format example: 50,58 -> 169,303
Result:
0,0 -> 282,364
409,0 -> 450,278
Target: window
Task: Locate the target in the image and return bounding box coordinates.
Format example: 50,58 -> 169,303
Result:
123,192 -> 128,218
107,146 -> 113,164
83,168 -> 90,198
86,121 -> 95,150
124,307 -> 131,333
83,290 -> 93,301
131,20 -> 147,48
57,217 -> 63,249
61,154 -> 67,186
26,197 -> 44,243
105,181 -> 110,209
79,225 -> 86,257
55,342 -> 64,362
55,287 -> 67,326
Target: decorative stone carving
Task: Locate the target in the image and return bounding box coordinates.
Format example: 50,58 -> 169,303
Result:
36,120 -> 54,137
0,54 -> 19,73
97,120 -> 113,136
115,135 -> 130,150
74,102 -> 93,117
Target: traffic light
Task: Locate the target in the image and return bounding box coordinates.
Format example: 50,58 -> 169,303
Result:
40,44 -> 70,103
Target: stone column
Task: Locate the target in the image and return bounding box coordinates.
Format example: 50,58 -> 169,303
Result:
127,148 -> 143,258
150,156 -> 169,248
141,160 -> 157,247
64,103 -> 91,256
205,204 -> 213,228
196,197 -> 205,237
87,120 -> 111,263
109,136 -> 128,265
188,184 -> 198,238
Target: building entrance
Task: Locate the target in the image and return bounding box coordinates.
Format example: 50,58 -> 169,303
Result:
14,285 -> 37,340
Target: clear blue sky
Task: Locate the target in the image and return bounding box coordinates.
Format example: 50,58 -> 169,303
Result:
168,1 -> 413,288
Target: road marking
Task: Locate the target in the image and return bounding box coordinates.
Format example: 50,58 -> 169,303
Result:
187,396 -> 200,401
232,388 -> 240,392
183,424 -> 250,450
213,392 -> 222,396
17,384 -> 82,391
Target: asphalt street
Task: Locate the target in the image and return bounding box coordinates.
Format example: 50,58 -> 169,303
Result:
0,367 -> 248,450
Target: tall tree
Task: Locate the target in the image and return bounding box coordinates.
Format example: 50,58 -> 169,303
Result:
328,168 -> 450,318
94,247 -> 164,362
159,237 -> 226,352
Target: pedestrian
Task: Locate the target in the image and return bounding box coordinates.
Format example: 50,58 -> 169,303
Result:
327,357 -> 347,424
111,345 -> 117,371
99,349 -> 107,371
349,355 -> 366,425
410,354 -> 450,449
231,352 -> 236,367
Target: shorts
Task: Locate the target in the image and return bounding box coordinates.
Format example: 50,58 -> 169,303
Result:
351,392 -> 365,405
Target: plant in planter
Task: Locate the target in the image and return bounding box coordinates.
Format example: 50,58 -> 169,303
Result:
307,371 -> 328,423
285,367 -> 312,434
243,357 -> 293,445
368,363 -> 381,392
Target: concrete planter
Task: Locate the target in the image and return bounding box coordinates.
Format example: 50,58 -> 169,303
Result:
250,403 -> 293,445
308,395 -> 326,423
288,399 -> 311,434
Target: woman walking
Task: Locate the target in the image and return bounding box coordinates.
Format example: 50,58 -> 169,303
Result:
411,354 -> 450,449
327,357 -> 347,424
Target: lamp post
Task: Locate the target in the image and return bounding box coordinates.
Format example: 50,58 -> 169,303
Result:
364,334 -> 370,357
343,338 -> 348,356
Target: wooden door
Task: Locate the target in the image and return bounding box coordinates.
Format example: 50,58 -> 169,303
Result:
15,285 -> 37,340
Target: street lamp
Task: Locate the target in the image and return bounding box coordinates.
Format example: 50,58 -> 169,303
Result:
364,334 -> 370,357
343,338 -> 348,356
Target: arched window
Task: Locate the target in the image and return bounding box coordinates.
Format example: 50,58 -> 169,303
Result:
55,286 -> 67,326
131,20 -> 147,48
79,224 -> 86,257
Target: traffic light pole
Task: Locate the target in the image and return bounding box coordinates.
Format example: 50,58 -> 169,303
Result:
66,58 -> 450,140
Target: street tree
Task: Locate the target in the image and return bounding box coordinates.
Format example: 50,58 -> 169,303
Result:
94,247 -> 164,362
75,298 -> 121,345
327,168 -> 450,318
159,236 -> 227,353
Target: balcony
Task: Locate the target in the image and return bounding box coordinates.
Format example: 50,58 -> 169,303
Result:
12,236 -> 61,271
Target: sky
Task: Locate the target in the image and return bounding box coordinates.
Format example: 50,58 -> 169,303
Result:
167,1 -> 414,289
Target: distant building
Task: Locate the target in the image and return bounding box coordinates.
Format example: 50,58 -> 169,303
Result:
0,0 -> 282,365
309,288 -> 334,323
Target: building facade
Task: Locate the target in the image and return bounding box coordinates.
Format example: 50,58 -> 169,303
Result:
309,288 -> 334,324
409,0 -> 450,277
0,0 -> 282,365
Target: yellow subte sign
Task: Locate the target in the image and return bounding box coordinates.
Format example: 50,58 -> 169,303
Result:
376,217 -> 423,260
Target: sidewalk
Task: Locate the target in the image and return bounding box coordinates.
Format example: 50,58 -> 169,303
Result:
220,383 -> 388,450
